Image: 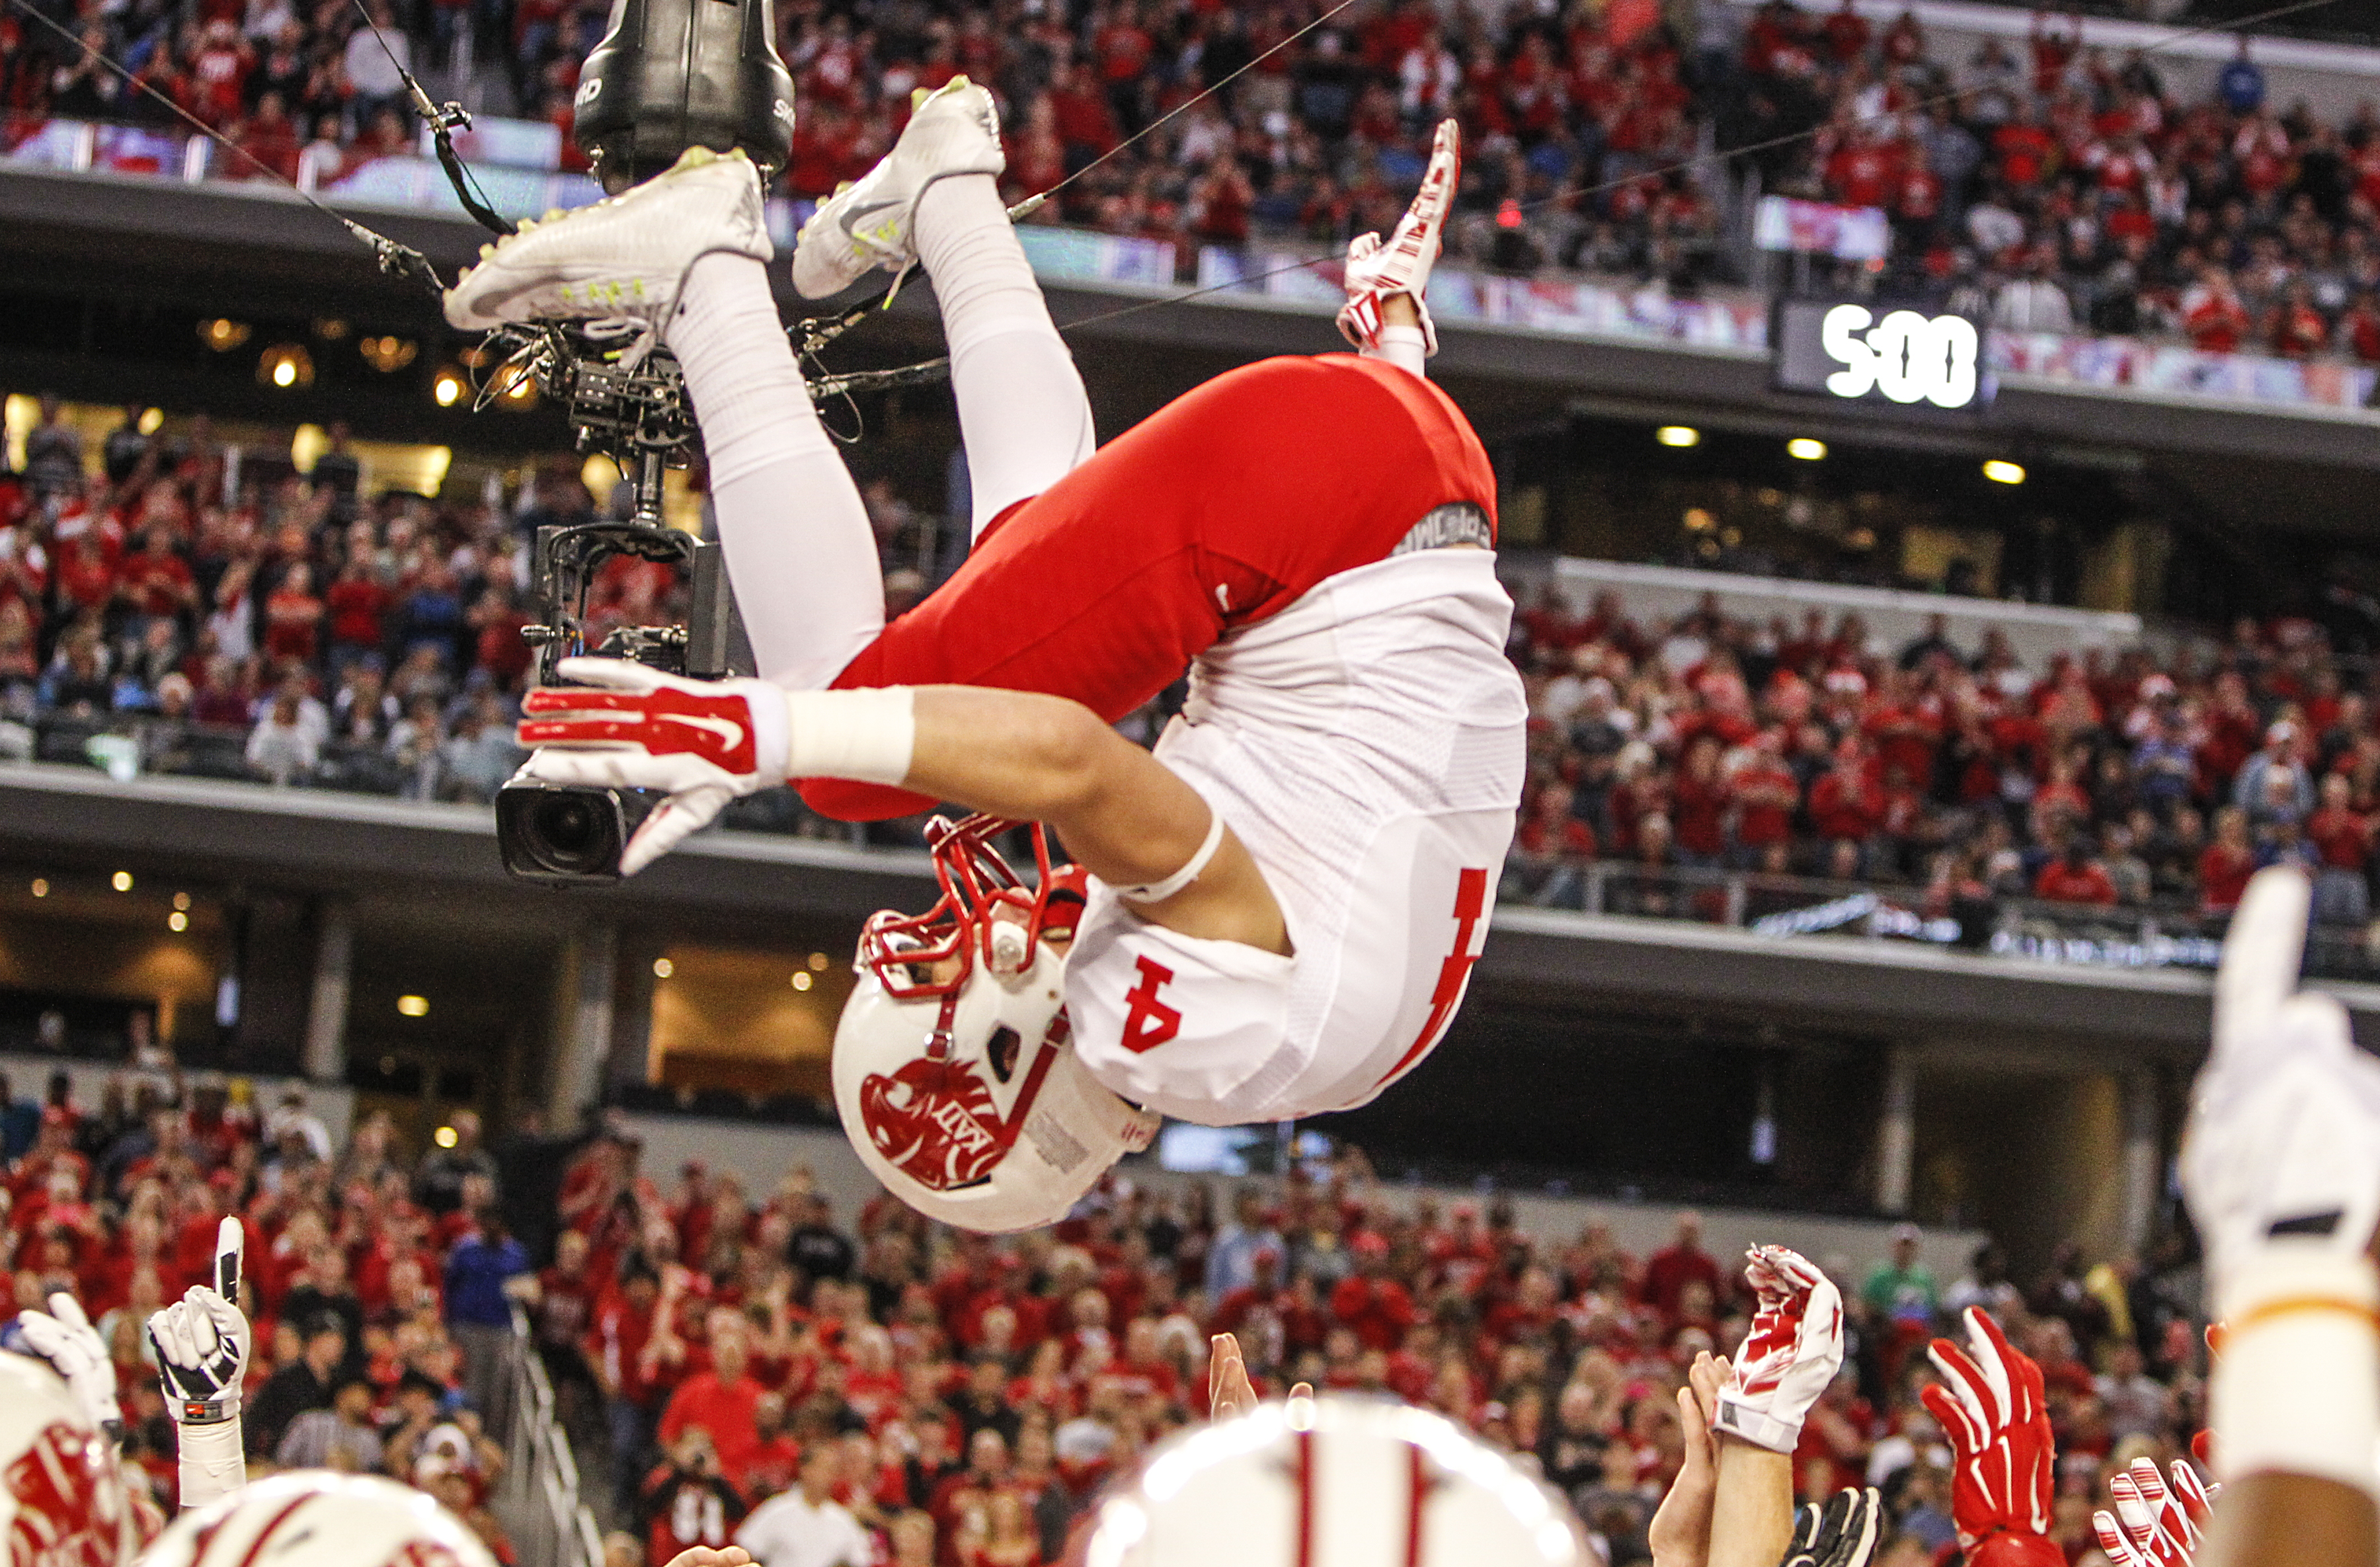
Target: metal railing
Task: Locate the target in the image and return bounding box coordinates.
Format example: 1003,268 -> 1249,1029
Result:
1503,858 -> 2380,980
485,1307 -> 603,1567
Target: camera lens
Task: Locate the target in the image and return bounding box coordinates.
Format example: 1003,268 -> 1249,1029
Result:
528,791 -> 618,874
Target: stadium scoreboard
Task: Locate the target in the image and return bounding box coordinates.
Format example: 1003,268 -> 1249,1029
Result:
1771,298 -> 1988,411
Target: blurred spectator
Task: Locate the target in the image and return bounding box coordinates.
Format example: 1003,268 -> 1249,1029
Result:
736,1445 -> 872,1567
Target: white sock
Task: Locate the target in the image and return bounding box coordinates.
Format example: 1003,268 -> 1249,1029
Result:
665,253 -> 883,690
914,175 -> 1095,538
1363,323 -> 1429,380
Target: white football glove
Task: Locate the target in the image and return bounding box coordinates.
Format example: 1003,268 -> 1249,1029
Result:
149,1216 -> 250,1426
2182,865 -> 2380,1292
1712,1244 -> 1844,1452
1338,118 -> 1459,357
516,657 -> 794,875
16,1291 -> 122,1441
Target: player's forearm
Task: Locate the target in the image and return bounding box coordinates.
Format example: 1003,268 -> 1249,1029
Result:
904,686 -> 1210,888
2198,1476 -> 2377,1567
176,1413 -> 248,1509
1708,1437 -> 1796,1567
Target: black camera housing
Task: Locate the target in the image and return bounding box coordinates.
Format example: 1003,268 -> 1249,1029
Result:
495,780 -> 662,884
573,0 -> 796,194
497,524 -> 752,885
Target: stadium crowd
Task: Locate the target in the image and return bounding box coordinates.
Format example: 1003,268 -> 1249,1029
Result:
1503,586 -> 2380,930
12,0 -> 2380,356
0,1068 -> 526,1558
520,1125 -> 2207,1567
6,391 -> 2380,921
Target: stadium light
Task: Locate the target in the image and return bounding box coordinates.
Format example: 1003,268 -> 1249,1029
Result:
257,344 -> 313,390
1655,426 -> 1700,448
1983,460 -> 2026,485
1787,438 -> 1827,460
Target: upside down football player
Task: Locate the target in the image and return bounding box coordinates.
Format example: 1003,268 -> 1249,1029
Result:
447,86 -> 1525,1232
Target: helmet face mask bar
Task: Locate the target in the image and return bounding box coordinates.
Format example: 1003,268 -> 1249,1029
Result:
857,815 -> 1088,1004
836,814 -> 1155,1235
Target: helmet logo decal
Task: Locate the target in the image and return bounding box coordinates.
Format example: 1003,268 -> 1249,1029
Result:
858,1022 -> 1064,1193
7,1422 -> 125,1567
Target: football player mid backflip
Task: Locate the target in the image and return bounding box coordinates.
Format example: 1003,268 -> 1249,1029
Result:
448,85 -> 1526,1231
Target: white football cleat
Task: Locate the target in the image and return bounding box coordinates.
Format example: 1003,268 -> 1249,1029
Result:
1338,119 -> 1460,357
443,145 -> 772,335
790,75 -> 1005,300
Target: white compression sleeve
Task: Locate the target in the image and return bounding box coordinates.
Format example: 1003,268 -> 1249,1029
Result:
664,253 -> 883,690
176,1414 -> 247,1509
913,175 -> 1095,538
1362,324 -> 1429,379
2211,1251 -> 2380,1498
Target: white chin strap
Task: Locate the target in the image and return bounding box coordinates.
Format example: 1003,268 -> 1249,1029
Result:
1112,810 -> 1226,905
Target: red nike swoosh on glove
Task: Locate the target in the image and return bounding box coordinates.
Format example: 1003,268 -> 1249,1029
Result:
520,684 -> 759,774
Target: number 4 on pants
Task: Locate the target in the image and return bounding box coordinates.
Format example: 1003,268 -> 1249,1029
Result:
1121,956 -> 1181,1053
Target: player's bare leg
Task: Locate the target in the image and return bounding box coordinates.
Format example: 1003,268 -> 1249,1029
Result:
441,149 -> 889,691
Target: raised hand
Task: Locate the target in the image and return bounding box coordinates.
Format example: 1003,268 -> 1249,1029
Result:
16,1291 -> 122,1441
2094,1457 -> 2213,1567
1714,1245 -> 1844,1452
149,1216 -> 250,1426
2183,866 -> 2380,1285
1337,119 -> 1459,357
1919,1308 -> 2061,1567
1209,1332 -> 1259,1420
1780,1489 -> 1886,1567
1650,1350 -> 1733,1567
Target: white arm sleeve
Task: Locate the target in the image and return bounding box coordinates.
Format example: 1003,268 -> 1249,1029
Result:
176,1414 -> 248,1509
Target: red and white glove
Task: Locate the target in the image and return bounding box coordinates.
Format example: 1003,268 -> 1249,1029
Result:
518,657 -> 794,873
1338,119 -> 1459,358
1920,1308 -> 2061,1567
2092,1458 -> 2215,1567
1712,1244 -> 1843,1452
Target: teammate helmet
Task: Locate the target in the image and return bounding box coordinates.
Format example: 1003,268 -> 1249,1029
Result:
1078,1394 -> 1593,1567
0,1346 -> 137,1567
834,815 -> 1159,1233
141,1472 -> 498,1567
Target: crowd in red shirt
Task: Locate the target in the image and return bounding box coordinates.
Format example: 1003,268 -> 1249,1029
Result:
1506,586 -> 2380,931
1,1070 -> 518,1558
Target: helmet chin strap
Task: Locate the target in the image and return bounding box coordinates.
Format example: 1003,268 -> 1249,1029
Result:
926,990 -> 963,1063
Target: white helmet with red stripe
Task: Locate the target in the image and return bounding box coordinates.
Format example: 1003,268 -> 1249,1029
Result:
834,814 -> 1160,1234
0,1342 -> 138,1567
1078,1395 -> 1591,1567
141,1472 -> 498,1567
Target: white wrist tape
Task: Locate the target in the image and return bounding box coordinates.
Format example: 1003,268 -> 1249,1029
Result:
781,686 -> 916,785
176,1412 -> 248,1509
2212,1250 -> 2380,1498
1710,1397 -> 1801,1453
1113,809 -> 1226,904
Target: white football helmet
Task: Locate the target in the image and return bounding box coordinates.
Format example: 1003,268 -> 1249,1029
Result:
1080,1395 -> 1593,1566
834,815 -> 1160,1234
0,1346 -> 137,1567
142,1472 -> 498,1567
